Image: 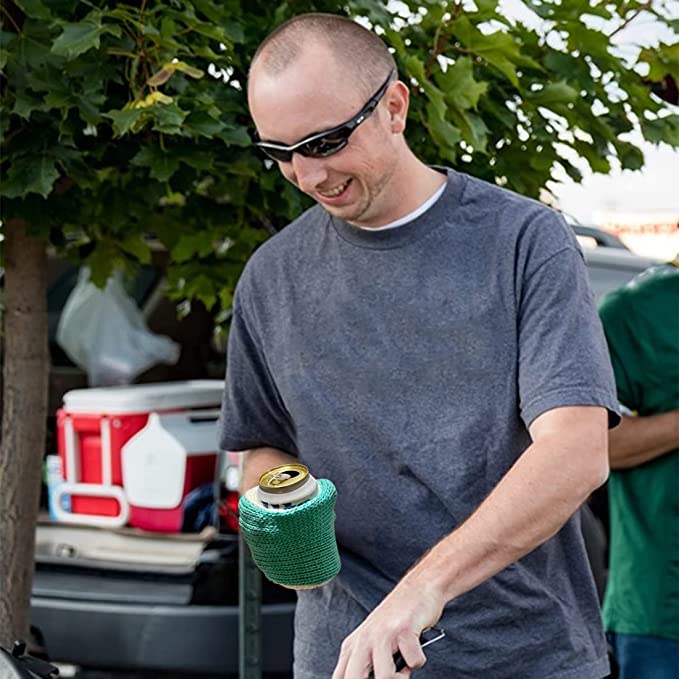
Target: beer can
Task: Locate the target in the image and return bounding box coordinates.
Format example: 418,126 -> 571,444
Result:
257,464 -> 319,511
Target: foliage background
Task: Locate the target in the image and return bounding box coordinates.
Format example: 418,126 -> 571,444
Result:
1,0 -> 677,324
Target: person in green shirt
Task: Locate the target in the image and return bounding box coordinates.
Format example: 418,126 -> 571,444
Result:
599,259 -> 679,678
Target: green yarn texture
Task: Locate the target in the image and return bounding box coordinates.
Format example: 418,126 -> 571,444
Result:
238,478 -> 341,588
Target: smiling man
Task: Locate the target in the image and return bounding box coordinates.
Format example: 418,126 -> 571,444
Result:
219,13 -> 620,679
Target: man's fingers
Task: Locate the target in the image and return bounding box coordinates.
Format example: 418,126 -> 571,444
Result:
343,648 -> 373,679
396,633 -> 427,671
370,642 -> 397,678
331,638 -> 351,679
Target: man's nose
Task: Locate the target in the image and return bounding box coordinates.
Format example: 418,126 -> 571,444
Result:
290,153 -> 328,193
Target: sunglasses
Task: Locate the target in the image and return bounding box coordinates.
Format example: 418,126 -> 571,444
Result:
254,69 -> 395,163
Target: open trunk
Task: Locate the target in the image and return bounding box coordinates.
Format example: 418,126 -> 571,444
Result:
31,521 -> 295,676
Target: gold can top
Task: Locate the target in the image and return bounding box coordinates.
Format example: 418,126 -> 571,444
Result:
258,464 -> 310,494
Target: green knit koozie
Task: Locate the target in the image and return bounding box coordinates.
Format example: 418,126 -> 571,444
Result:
238,478 -> 341,589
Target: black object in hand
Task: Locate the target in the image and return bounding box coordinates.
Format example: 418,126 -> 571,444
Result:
367,627 -> 446,678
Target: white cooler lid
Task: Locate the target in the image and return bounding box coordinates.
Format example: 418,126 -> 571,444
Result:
62,380 -> 225,413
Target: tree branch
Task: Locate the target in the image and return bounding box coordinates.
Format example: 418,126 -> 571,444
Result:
424,1 -> 465,79
0,4 -> 22,33
608,2 -> 651,39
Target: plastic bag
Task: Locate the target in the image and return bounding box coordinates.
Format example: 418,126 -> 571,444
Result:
56,267 -> 180,386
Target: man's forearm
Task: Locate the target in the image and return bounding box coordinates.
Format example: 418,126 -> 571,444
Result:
239,446 -> 298,495
608,410 -> 679,469
404,408 -> 608,604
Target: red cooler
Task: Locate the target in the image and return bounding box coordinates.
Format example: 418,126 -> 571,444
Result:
55,380 -> 224,530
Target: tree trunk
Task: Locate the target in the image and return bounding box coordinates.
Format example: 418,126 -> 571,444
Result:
0,219 -> 48,647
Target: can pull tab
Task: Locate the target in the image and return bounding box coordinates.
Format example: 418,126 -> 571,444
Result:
269,471 -> 294,485
367,627 -> 446,678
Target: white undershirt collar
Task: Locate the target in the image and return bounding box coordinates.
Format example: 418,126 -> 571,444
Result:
357,182 -> 447,231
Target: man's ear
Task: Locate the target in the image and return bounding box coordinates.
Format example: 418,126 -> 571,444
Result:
386,80 -> 410,134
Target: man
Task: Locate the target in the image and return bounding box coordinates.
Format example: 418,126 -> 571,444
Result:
219,13 -> 620,679
599,260 -> 679,678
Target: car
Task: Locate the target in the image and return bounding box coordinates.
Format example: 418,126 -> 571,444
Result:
580,244 -> 660,302
29,257 -> 297,678
29,227 -> 660,676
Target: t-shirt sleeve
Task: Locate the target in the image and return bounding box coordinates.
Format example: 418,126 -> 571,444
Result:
218,301 -> 298,455
517,246 -> 620,429
598,288 -> 640,411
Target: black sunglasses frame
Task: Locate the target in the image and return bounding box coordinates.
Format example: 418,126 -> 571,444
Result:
254,69 -> 395,163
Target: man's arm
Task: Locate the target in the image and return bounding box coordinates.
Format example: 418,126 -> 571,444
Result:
332,405 -> 609,679
239,446 -> 298,495
608,410 -> 679,469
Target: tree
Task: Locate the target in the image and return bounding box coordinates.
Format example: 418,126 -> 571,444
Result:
1,0 -> 677,647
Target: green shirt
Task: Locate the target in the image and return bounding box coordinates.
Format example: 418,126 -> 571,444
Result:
599,263 -> 679,640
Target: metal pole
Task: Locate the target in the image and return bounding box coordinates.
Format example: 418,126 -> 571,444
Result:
239,531 -> 262,679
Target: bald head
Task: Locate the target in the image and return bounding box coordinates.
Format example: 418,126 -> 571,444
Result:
249,13 -> 397,99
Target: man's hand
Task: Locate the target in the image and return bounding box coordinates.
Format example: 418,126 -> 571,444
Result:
239,446 -> 298,496
608,409 -> 679,469
332,571 -> 444,679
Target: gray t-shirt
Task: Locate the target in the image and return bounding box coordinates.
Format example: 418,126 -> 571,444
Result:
220,169 -> 619,678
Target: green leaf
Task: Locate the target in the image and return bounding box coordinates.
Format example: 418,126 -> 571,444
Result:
147,67 -> 175,88
177,147 -> 214,171
640,43 -> 679,82
186,274 -> 217,310
12,90 -> 47,119
528,151 -> 553,172
191,23 -> 230,44
185,111 -> 224,137
131,146 -> 181,181
452,17 -> 541,87
171,233 -> 216,263
527,81 -> 579,106
222,21 -> 245,44
217,124 -> 251,147
435,57 -> 488,111
147,60 -> 204,87
425,103 -> 461,163
51,21 -> 102,59
171,60 -> 204,79
474,0 -> 501,19
485,98 -> 515,130
383,28 -> 406,57
2,155 -> 60,198
0,31 -> 16,69
45,89 -> 76,109
141,23 -> 160,37
403,54 -> 428,85
120,235 -> 152,264
641,115 -> 679,146
614,141 -> 644,171
105,108 -> 147,136
448,108 -> 489,153
346,0 -> 394,26
14,0 -> 52,20
152,102 -> 188,134
87,244 -> 117,287
571,23 -> 614,60
193,0 -> 240,35
558,158 -> 583,183
160,18 -> 176,39
572,139 -> 611,173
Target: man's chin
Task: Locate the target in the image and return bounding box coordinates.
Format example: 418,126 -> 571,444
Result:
320,201 -> 369,225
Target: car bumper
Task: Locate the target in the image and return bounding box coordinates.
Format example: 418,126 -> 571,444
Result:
31,596 -> 295,674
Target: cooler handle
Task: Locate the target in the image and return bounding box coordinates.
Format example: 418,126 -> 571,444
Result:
52,483 -> 129,528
